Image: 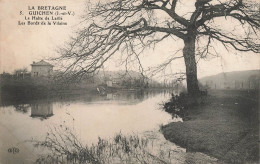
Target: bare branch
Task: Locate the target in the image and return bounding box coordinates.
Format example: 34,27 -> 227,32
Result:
52,0 -> 260,88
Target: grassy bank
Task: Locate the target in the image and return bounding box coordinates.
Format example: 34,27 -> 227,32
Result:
162,90 -> 259,163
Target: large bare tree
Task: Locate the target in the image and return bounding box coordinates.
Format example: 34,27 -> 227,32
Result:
55,0 -> 259,97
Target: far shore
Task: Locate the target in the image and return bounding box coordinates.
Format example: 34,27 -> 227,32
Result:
0,83 -> 173,106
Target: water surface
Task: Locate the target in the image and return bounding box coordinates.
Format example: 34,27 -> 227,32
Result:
0,90 -> 217,163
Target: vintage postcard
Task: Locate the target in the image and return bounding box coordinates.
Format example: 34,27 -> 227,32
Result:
0,0 -> 259,163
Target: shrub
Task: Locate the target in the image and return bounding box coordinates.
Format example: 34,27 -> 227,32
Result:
164,93 -> 187,113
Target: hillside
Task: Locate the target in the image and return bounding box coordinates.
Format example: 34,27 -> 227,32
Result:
199,70 -> 260,90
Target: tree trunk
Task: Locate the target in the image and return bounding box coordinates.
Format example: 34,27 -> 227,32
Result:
183,35 -> 200,97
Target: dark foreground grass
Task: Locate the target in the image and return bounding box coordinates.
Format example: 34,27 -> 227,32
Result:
32,125 -> 178,164
162,90 -> 259,163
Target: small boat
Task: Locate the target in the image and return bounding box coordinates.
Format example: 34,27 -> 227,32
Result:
97,86 -> 107,95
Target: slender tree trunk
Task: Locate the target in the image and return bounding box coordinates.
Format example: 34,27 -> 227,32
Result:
183,35 -> 200,97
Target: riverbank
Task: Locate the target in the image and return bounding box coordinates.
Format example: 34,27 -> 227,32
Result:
162,90 -> 259,163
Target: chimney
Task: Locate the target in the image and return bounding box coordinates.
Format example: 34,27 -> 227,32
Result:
33,61 -> 35,64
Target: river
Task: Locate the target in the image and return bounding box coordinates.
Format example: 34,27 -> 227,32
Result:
0,89 -> 217,163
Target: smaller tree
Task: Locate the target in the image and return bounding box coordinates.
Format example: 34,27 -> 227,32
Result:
13,68 -> 28,79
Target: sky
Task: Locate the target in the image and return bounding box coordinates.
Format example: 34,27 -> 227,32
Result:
0,0 -> 259,79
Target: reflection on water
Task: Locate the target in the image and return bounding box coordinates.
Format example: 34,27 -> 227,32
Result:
0,89 -> 217,164
14,104 -> 30,114
0,90 -> 174,163
106,90 -> 147,102
31,101 -> 53,119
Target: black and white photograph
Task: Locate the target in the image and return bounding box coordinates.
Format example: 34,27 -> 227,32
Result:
0,0 -> 259,163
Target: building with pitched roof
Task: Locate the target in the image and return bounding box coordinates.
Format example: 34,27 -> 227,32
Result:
31,60 -> 54,77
